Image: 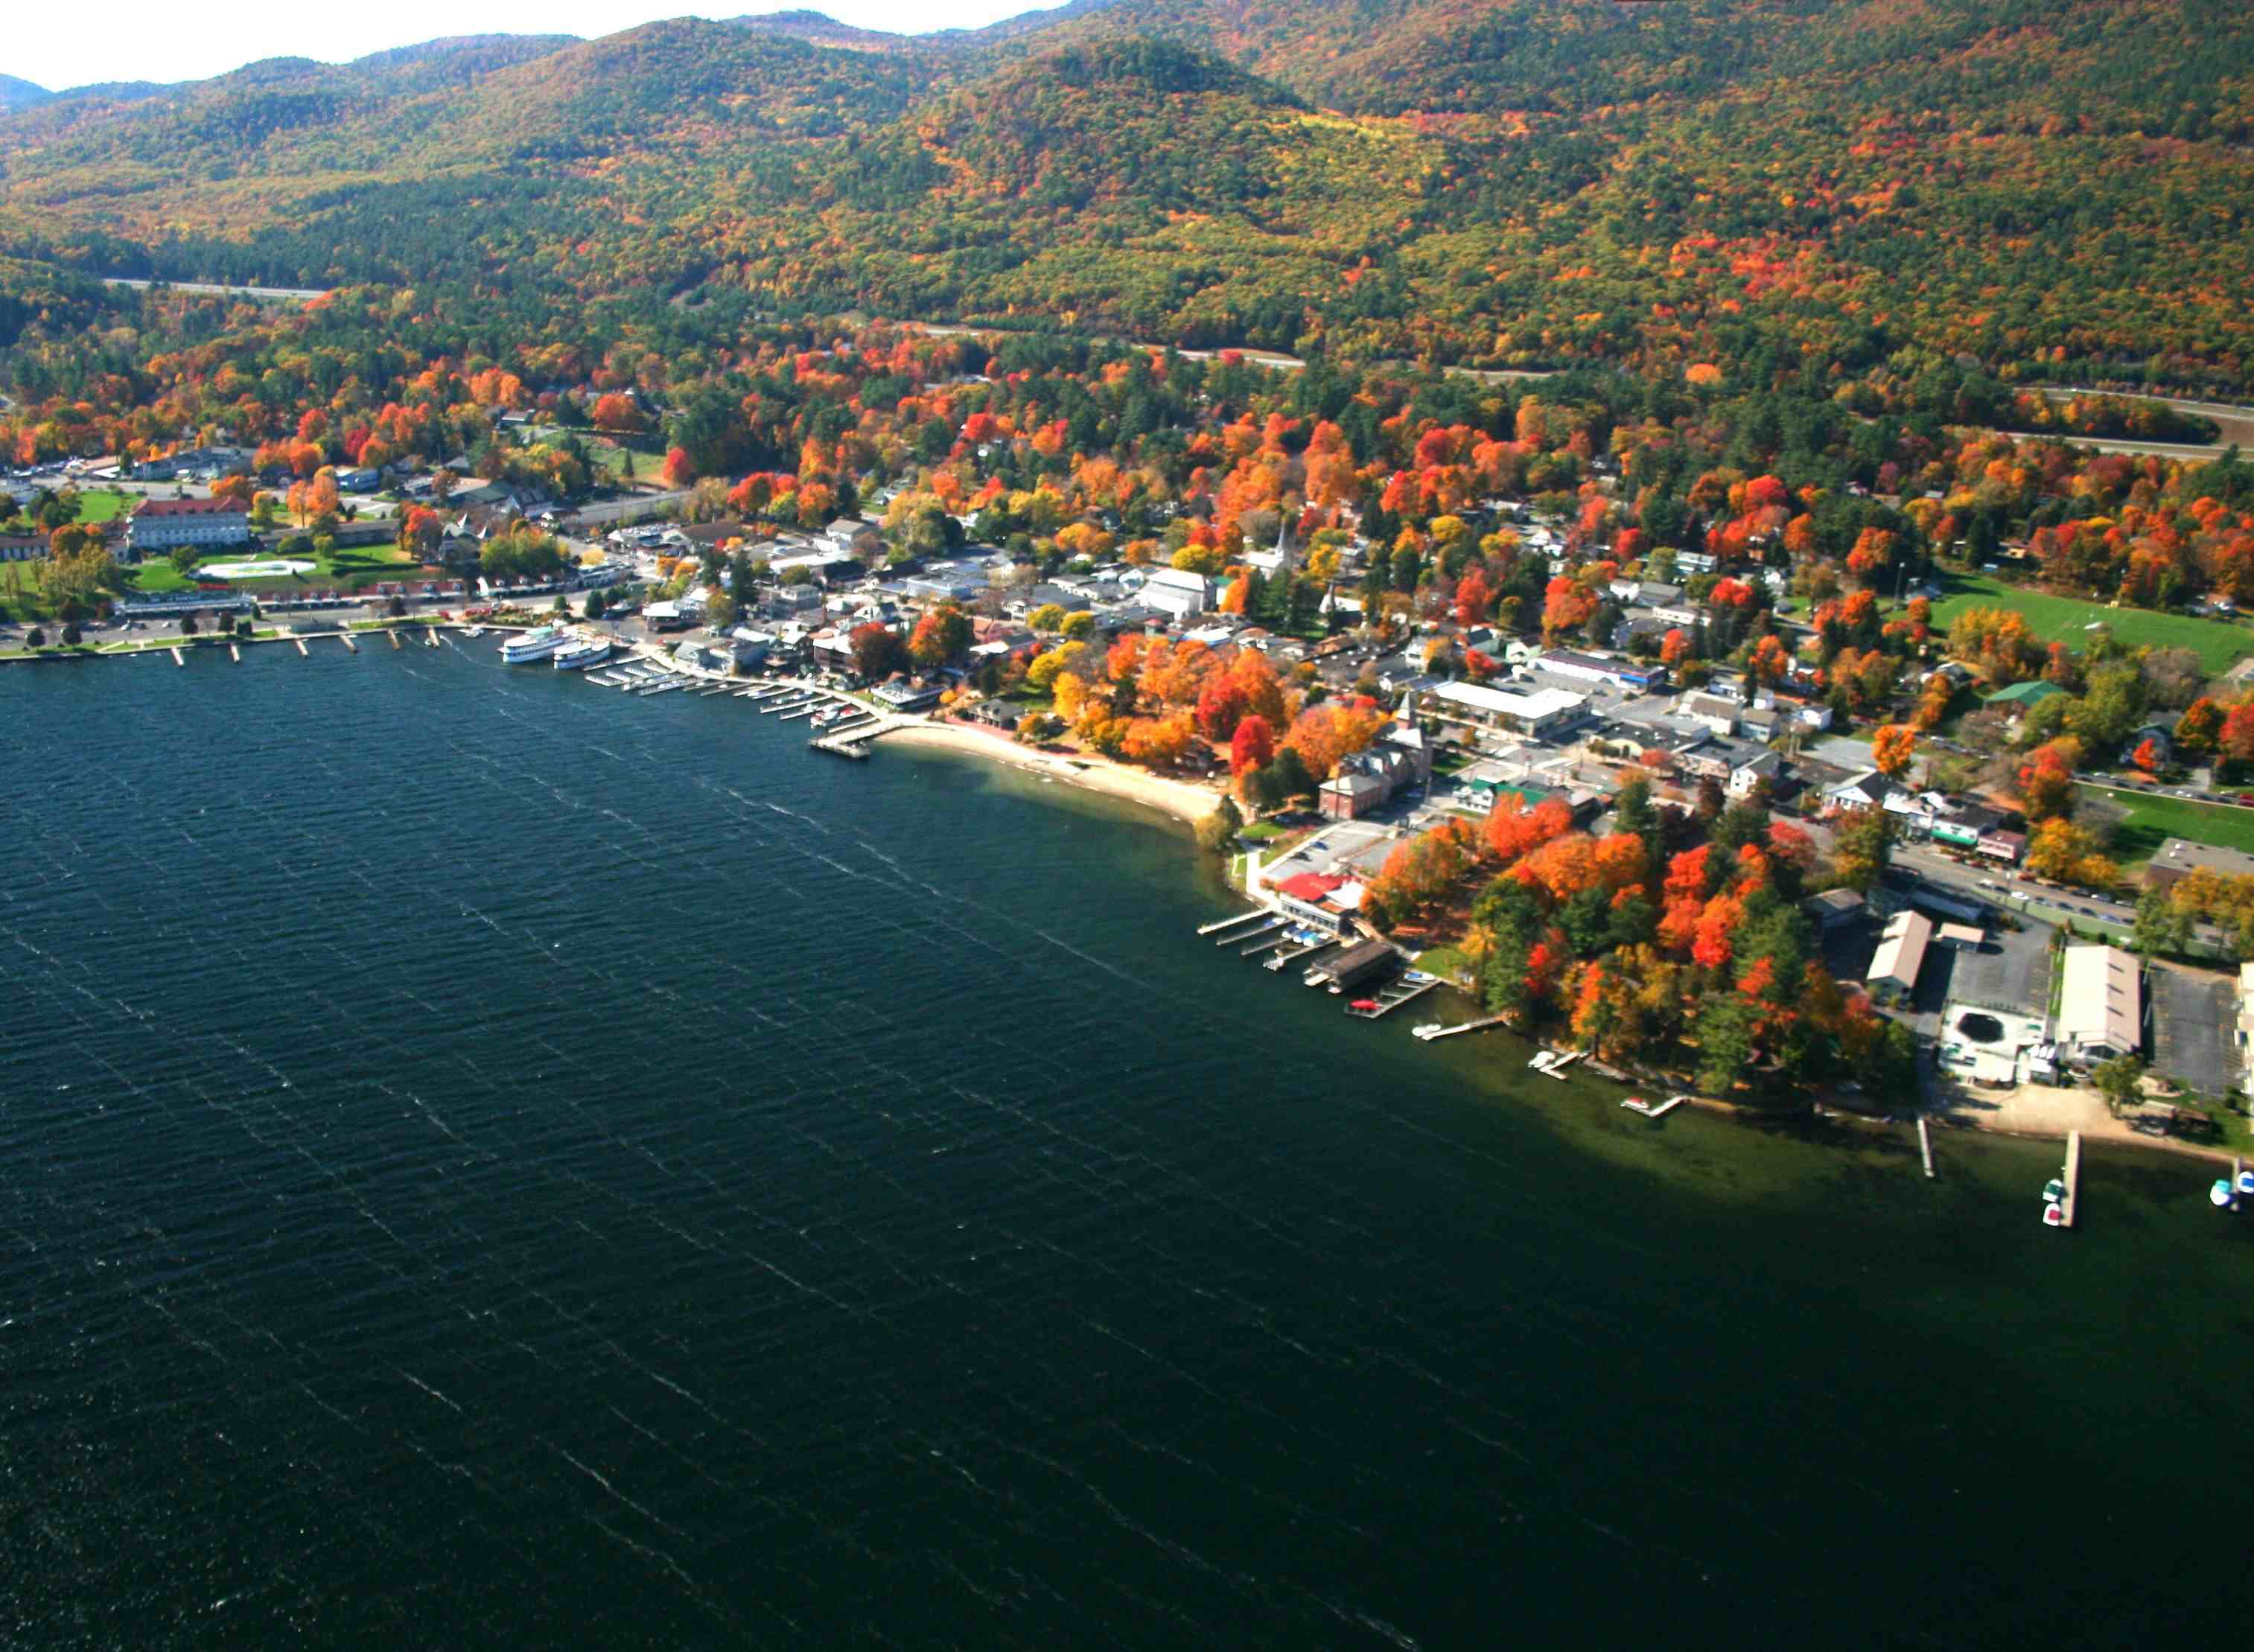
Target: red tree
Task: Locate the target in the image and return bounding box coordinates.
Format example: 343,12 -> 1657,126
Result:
1230,714 -> 1276,777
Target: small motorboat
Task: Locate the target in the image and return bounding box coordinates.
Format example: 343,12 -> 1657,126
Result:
2043,1204 -> 2066,1227
1349,998 -> 1379,1012
2238,1170 -> 2254,1198
2044,1178 -> 2067,1205
2210,1179 -> 2238,1211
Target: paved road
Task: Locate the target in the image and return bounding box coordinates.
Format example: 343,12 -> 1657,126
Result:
568,490 -> 693,527
103,277 -> 328,303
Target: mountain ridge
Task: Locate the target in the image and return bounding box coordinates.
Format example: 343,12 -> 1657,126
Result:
1,0 -> 2251,387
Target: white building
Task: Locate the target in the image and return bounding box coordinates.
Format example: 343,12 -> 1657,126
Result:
1137,566 -> 1212,622
1418,680 -> 1588,740
127,497 -> 249,556
2057,944 -> 2142,1065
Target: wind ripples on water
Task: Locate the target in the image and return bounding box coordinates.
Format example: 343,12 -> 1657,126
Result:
0,647 -> 2236,1649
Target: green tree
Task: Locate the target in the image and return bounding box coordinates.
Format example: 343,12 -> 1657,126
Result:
25,625 -> 45,649
2091,1054 -> 2146,1117
2130,888 -> 2193,958
1195,795 -> 1243,855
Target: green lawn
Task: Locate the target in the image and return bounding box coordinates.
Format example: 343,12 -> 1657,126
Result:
1929,573 -> 2254,674
74,489 -> 134,523
128,543 -> 424,599
2080,783 -> 2254,864
1415,945 -> 1474,986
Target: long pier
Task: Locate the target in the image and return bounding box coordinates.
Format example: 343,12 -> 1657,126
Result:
1199,908 -> 1273,937
1918,1114 -> 1937,1179
1411,1015 -> 1507,1042
2060,1130 -> 2081,1228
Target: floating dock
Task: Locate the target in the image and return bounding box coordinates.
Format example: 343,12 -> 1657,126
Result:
228,643 -> 240,663
169,646 -> 184,666
294,637 -> 308,656
1217,914 -> 1284,948
1621,1094 -> 1690,1119
1345,977 -> 1439,1020
1411,1015 -> 1506,1042
340,633 -> 357,653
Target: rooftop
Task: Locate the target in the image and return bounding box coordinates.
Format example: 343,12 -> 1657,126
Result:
2057,944 -> 2141,1055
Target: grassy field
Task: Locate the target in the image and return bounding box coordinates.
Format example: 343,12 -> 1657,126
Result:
2081,783 -> 2254,864
1929,573 -> 2254,674
128,543 -> 424,599
73,488 -> 134,523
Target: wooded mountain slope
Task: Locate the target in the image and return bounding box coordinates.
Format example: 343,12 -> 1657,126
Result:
2,0 -> 2252,387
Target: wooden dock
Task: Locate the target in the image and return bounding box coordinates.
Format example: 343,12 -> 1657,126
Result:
1217,915 -> 1284,947
2059,1130 -> 2081,1228
809,733 -> 873,759
228,643 -> 241,663
1346,978 -> 1439,1020
169,646 -> 184,666
1621,1094 -> 1690,1119
294,637 -> 308,656
1411,1015 -> 1506,1042
1198,908 -> 1272,937
340,633 -> 357,653
1918,1114 -> 1937,1179
387,629 -> 402,649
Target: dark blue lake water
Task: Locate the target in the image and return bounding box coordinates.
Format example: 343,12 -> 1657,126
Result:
0,640 -> 2243,1648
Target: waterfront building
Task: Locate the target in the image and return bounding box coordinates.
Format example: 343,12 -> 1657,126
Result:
2057,944 -> 2142,1066
127,497 -> 249,558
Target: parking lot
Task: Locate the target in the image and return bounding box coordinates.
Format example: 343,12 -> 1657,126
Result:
1944,920 -> 2054,1017
2149,962 -> 2239,1099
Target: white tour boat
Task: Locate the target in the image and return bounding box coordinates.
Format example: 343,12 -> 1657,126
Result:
500,625 -> 568,663
553,637 -> 613,671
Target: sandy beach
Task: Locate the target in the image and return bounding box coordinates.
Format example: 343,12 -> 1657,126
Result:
879,718 -> 1222,826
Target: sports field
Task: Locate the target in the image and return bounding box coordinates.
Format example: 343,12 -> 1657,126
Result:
2080,783 -> 2254,865
1930,574 -> 2254,674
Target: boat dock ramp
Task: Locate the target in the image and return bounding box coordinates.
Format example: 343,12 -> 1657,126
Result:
1345,975 -> 1440,1020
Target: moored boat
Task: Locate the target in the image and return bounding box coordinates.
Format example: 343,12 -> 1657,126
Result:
553,637 -> 612,671
2209,1178 -> 2238,1211
500,625 -> 567,663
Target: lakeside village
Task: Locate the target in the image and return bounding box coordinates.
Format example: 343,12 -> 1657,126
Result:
13,344 -> 2254,1219
25,461 -> 2254,1211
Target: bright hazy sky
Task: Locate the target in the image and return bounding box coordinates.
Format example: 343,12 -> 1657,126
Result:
16,2 -> 1044,94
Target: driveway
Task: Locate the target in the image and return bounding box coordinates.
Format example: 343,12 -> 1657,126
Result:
2148,960 -> 2238,1099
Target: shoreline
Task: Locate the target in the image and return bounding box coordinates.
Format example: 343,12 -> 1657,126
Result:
876,718 -> 1221,828
18,631 -> 2243,1167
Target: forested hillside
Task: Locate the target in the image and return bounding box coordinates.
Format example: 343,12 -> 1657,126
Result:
1,0 -> 2252,388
